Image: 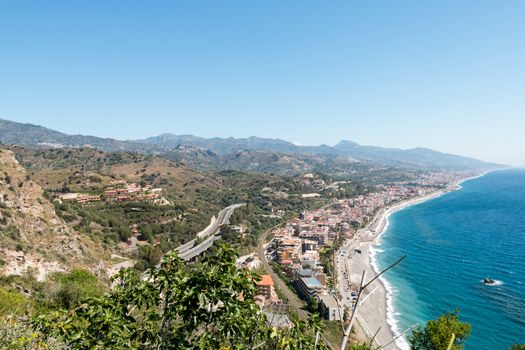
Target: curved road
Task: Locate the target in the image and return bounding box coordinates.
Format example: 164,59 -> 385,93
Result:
178,203 -> 245,260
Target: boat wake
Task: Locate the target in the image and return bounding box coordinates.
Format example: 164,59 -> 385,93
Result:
481,279 -> 504,286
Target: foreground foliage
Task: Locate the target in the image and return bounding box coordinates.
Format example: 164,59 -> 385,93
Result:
34,245 -> 327,349
409,309 -> 471,350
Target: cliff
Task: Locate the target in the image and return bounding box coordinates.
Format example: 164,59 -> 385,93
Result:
0,149 -> 105,280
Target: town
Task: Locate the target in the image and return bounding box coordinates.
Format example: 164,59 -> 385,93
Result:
238,171 -> 468,328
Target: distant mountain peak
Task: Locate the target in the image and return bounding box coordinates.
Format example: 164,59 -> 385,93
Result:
0,118 -> 503,172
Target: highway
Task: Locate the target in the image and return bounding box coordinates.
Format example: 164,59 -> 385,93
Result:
141,203 -> 245,279
178,203 -> 245,260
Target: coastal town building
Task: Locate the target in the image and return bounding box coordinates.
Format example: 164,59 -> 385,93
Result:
295,275 -> 325,298
318,294 -> 344,321
76,194 -> 101,205
265,173 -> 466,321
256,275 -> 277,303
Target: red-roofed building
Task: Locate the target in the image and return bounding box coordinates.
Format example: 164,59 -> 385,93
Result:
256,275 -> 276,302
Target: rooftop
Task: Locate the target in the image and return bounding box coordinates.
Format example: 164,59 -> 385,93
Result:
318,294 -> 340,309
297,269 -> 314,277
257,274 -> 274,286
301,277 -> 323,288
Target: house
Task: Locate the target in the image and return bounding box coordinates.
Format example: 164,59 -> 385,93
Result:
104,189 -> 118,197
276,237 -> 301,263
257,275 -> 276,303
59,193 -> 78,201
229,225 -> 246,234
76,194 -> 101,205
318,294 -> 344,321
117,195 -> 130,202
295,276 -> 324,298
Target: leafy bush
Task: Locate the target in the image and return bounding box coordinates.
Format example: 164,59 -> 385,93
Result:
42,269 -> 105,309
409,310 -> 471,350
35,245 -> 328,350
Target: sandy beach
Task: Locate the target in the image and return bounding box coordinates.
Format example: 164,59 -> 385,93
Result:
334,173 -> 492,349
346,190 -> 450,350
347,170 -> 499,350
346,172 -> 497,349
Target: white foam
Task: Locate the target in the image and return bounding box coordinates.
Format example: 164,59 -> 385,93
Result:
456,171 -> 492,189
381,273 -> 411,350
367,193 -> 458,350
369,243 -> 410,350
481,279 -> 504,286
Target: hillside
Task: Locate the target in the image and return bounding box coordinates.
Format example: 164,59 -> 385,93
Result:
333,140 -> 498,171
142,133 -> 502,171
5,146 -> 341,265
0,118 -> 502,173
0,118 -> 163,153
0,149 -> 106,280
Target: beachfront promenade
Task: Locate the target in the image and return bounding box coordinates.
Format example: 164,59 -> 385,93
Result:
334,190 -> 449,350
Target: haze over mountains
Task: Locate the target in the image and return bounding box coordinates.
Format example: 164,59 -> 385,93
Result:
0,118 -> 502,173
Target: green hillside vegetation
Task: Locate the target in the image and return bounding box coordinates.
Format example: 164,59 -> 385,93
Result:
6,146 -> 344,271
0,246 -> 328,350
1,118 -> 503,176
0,246 -> 521,350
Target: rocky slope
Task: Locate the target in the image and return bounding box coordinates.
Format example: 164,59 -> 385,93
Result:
0,149 -> 105,280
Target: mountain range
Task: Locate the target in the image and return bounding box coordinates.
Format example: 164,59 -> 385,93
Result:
0,118 -> 502,173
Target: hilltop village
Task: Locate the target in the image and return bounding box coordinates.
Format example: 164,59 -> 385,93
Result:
57,179 -> 167,205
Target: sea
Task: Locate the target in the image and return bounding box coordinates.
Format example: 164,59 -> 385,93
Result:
372,169 -> 525,350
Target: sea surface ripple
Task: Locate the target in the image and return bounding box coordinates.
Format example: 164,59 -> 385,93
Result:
375,169 -> 525,349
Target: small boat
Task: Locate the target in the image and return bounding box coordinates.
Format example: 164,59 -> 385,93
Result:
484,277 -> 496,285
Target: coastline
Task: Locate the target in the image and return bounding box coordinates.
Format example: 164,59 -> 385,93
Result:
357,173 -> 490,349
348,191 -> 447,349
365,191 -> 447,349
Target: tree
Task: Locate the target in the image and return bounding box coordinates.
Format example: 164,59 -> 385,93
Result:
0,288 -> 33,317
35,245 -> 328,350
409,310 -> 471,350
43,269 -> 105,309
139,226 -> 154,243
306,296 -> 319,313
510,345 -> 525,350
137,244 -> 164,267
0,316 -> 67,350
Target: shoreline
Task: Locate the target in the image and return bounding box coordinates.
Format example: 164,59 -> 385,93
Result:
360,173 -> 490,349
348,191 -> 447,350
364,191 -> 447,350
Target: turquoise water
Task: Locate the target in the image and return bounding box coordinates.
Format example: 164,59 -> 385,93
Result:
375,169 -> 525,349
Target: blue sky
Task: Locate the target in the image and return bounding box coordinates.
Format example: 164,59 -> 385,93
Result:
0,1 -> 524,165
